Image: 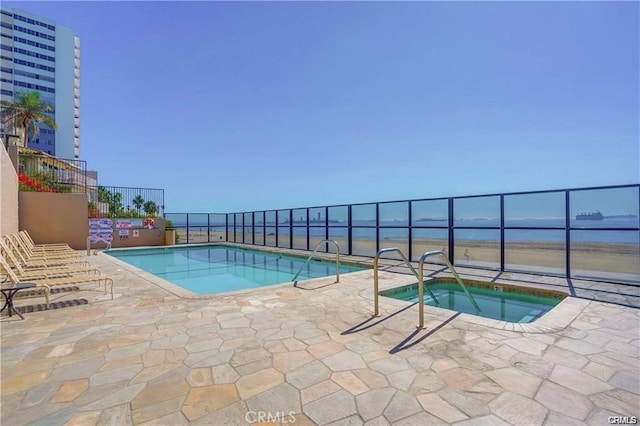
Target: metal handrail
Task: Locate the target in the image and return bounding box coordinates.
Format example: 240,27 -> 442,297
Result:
86,237 -> 112,256
417,250 -> 481,329
292,239 -> 340,284
373,247 -> 440,318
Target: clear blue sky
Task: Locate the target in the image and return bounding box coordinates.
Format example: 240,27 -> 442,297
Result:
6,1 -> 639,213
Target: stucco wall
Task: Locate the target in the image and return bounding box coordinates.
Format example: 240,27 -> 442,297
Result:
0,146 -> 19,236
19,192 -> 167,250
19,192 -> 89,249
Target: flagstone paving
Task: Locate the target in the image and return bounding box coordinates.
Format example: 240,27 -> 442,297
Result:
1,246 -> 639,425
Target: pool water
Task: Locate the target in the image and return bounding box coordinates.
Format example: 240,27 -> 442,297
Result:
106,245 -> 363,295
380,282 -> 563,323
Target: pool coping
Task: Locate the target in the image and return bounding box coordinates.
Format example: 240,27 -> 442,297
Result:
99,246 -> 371,300
100,244 -> 589,333
372,277 -> 589,333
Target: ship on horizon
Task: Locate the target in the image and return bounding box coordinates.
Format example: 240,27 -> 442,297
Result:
575,211 -> 604,221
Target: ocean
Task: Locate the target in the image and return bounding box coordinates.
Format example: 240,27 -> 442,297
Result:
165,216 -> 639,244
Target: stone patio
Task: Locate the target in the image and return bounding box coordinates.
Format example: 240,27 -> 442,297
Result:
1,245 -> 639,425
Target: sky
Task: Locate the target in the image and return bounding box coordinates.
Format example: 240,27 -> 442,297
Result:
5,1 -> 640,214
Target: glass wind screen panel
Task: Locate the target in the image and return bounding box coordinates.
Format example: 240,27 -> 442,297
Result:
278,210 -> 290,225
292,209 -> 307,225
277,226 -> 290,248
254,212 -> 265,225
309,208 -> 326,225
234,229 -> 243,243
292,227 -> 307,250
454,229 -> 500,269
210,214 -> 226,227
309,234 -> 327,253
244,213 -> 253,226
411,200 -> 448,227
243,227 -> 253,245
379,228 -> 409,260
328,227 -> 348,254
570,230 -> 640,283
265,211 -> 276,226
188,214 -> 208,227
379,202 -> 408,226
352,228 -> 376,257
504,230 -> 565,275
235,213 -> 243,226
227,214 -> 235,227
209,226 -> 225,242
570,187 -> 640,229
411,229 -> 448,262
265,227 -> 276,246
352,204 -> 376,226
504,192 -> 565,228
328,206 -> 348,226
164,213 -> 187,227
254,227 -> 264,245
454,197 -> 500,227
185,226 -> 208,244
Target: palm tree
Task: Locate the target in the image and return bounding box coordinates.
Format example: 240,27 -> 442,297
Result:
132,195 -> 145,214
143,201 -> 158,217
1,91 -> 56,147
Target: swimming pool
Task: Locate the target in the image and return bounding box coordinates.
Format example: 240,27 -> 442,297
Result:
380,278 -> 565,323
106,245 -> 364,295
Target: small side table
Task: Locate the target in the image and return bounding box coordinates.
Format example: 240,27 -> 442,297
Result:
1,284 -> 36,320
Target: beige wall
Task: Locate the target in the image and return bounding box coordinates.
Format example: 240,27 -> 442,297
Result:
0,146 -> 19,236
20,192 -> 167,250
20,192 -> 90,249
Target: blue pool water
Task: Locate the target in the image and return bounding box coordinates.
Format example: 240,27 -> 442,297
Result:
380,282 -> 563,323
106,245 -> 363,295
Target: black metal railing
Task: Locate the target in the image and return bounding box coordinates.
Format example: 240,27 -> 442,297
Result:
18,152 -> 90,193
166,183 -> 640,285
87,186 -> 165,218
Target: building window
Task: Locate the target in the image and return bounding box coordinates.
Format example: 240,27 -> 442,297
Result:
13,14 -> 55,31
13,47 -> 55,62
14,69 -> 55,83
13,79 -> 56,93
0,89 -> 12,96
14,36 -> 55,52
12,25 -> 55,42
13,58 -> 55,73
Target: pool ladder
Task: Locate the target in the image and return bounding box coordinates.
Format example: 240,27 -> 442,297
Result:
373,248 -> 441,318
417,250 -> 481,328
373,248 -> 481,329
86,237 -> 112,256
292,240 -> 340,285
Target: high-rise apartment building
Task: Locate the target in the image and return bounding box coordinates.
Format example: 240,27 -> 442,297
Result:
0,8 -> 80,159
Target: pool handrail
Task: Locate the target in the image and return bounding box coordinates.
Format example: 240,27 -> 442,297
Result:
292,239 -> 340,284
373,247 -> 440,318
417,250 -> 481,329
86,237 -> 111,256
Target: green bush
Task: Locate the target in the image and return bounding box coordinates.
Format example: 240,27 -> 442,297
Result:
165,220 -> 179,243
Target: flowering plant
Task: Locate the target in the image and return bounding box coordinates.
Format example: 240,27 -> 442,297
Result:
18,172 -> 56,192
